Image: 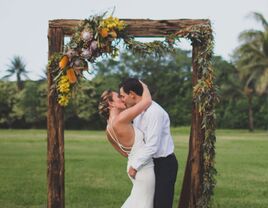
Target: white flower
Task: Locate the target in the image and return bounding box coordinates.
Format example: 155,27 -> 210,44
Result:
81,30 -> 93,42
66,49 -> 78,58
74,59 -> 81,66
81,48 -> 92,59
90,41 -> 98,51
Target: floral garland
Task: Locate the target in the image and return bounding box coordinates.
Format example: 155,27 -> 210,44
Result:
49,15 -> 126,106
48,14 -> 174,106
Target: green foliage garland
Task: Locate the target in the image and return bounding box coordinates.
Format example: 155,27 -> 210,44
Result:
176,24 -> 219,207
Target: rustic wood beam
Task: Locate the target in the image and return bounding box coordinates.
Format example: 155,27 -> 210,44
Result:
49,19 -> 210,37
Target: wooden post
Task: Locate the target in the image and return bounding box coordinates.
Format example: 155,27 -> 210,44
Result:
178,43 -> 205,208
47,27 -> 65,208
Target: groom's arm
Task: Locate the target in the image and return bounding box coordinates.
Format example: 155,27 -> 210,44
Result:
130,109 -> 163,171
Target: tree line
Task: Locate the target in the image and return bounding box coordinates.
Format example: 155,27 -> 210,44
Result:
1,12 -> 267,130
0,48 -> 267,130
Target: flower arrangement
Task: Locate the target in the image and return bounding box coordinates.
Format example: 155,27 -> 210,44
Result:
49,13 -> 178,106
54,14 -> 126,106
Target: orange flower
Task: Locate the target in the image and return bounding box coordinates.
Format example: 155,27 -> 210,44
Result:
59,55 -> 69,69
100,28 -> 109,38
110,30 -> 117,38
66,68 -> 77,83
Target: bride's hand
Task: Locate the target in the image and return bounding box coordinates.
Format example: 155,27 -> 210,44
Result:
139,80 -> 150,94
139,80 -> 151,101
139,80 -> 148,89
128,166 -> 137,179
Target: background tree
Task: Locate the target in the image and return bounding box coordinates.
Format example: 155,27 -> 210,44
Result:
0,81 -> 22,128
233,12 -> 268,131
17,81 -> 47,128
2,56 -> 29,90
213,56 -> 246,128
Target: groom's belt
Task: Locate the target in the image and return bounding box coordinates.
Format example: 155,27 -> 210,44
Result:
153,153 -> 175,161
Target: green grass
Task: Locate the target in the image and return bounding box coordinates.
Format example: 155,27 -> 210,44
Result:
0,128 -> 267,208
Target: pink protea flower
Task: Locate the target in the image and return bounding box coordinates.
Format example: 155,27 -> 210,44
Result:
81,30 -> 93,42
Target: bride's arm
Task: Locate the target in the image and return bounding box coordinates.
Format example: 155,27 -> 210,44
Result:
118,81 -> 152,123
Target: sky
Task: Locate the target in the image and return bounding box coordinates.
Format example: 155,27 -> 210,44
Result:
0,0 -> 268,80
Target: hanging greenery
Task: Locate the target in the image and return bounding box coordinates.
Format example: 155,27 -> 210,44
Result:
176,24 -> 219,207
193,26 -> 218,208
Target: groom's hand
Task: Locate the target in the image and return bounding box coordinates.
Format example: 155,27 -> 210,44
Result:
128,166 -> 137,179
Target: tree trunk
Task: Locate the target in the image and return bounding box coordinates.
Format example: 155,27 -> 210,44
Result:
47,27 -> 65,208
178,43 -> 205,208
17,73 -> 23,91
248,94 -> 254,132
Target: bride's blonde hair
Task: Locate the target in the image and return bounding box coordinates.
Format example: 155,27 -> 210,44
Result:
98,89 -> 113,119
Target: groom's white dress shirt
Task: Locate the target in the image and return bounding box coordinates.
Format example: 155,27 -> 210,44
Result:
131,101 -> 174,171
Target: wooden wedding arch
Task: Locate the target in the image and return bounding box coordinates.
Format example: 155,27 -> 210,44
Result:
47,18 -> 217,208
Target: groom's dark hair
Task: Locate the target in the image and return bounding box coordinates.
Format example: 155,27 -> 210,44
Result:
119,78 -> 143,96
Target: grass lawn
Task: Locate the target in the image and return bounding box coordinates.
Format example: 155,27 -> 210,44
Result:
0,128 -> 267,208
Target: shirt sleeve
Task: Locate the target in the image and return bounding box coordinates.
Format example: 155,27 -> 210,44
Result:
130,108 -> 163,171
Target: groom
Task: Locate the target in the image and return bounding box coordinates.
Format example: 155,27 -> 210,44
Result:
119,78 -> 178,208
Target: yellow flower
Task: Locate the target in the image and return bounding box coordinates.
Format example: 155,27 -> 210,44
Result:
57,75 -> 70,93
107,23 -> 116,29
58,94 -> 70,106
100,16 -> 126,31
117,21 -> 125,30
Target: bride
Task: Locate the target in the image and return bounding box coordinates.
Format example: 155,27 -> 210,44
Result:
98,81 -> 155,208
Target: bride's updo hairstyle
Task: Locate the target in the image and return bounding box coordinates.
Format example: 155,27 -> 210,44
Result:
98,89 -> 113,120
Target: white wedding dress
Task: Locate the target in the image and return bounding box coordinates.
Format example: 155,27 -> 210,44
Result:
107,124 -> 155,208
122,126 -> 155,208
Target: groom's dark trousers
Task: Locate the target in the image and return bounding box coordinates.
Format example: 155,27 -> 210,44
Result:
153,153 -> 178,208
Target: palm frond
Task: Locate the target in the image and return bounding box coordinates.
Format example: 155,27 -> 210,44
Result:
238,29 -> 263,43
263,31 -> 268,56
1,74 -> 12,79
249,12 -> 268,30
256,68 -> 268,94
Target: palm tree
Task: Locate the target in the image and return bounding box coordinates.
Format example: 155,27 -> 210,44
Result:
235,12 -> 268,94
233,12 -> 268,131
2,56 -> 29,90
